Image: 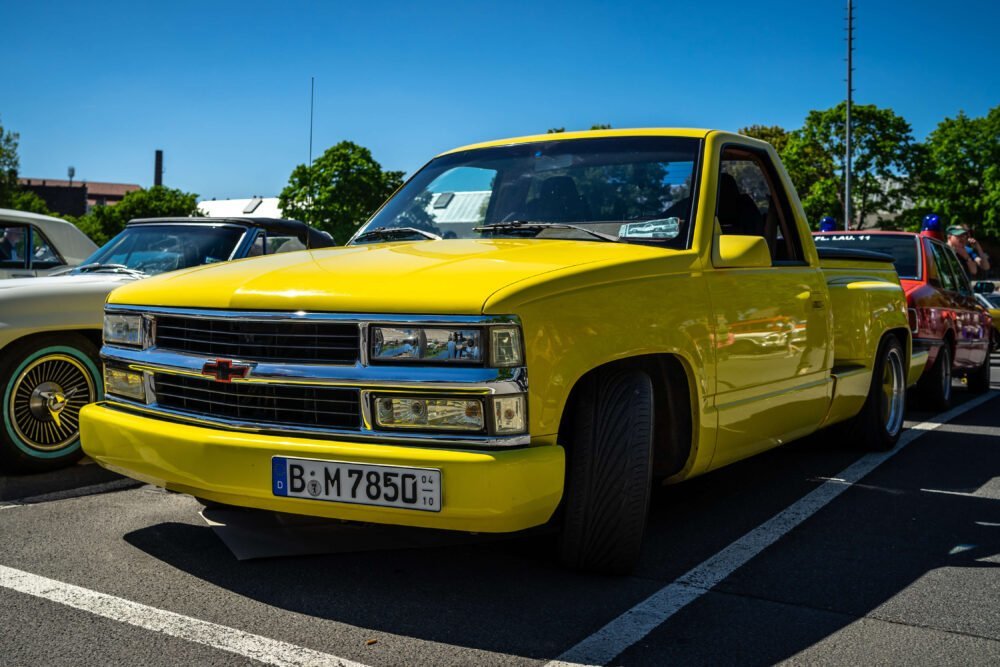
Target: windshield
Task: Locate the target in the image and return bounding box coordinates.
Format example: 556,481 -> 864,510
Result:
77,224 -> 246,276
813,233 -> 921,280
353,136 -> 701,247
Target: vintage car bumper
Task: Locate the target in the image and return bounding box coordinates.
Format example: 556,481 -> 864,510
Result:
80,402 -> 565,533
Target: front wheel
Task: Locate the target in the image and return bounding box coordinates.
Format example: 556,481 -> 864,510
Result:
843,336 -> 907,452
558,368 -> 654,574
0,334 -> 102,473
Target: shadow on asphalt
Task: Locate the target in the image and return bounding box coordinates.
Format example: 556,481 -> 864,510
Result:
120,391 -> 999,662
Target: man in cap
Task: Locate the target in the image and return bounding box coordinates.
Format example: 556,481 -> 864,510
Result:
947,225 -> 990,278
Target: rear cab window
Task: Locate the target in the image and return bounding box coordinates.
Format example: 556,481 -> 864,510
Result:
813,233 -> 920,279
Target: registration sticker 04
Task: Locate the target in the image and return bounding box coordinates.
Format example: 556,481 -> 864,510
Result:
272,456 -> 442,512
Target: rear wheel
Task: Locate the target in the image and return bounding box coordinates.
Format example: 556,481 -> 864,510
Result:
841,336 -> 906,452
917,342 -> 952,410
0,334 -> 101,473
558,368 -> 654,574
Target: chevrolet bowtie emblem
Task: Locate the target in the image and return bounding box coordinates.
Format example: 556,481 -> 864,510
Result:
202,359 -> 252,383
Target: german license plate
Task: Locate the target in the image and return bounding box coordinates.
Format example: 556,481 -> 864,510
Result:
271,456 -> 441,512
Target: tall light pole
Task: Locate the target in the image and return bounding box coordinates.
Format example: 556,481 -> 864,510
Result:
845,0 -> 854,230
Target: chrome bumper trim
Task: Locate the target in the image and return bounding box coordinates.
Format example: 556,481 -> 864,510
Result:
100,398 -> 531,448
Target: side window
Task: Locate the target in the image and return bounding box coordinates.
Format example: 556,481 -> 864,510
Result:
267,235 -> 306,254
717,148 -> 804,263
247,232 -> 265,257
0,224 -> 29,269
929,243 -> 956,291
923,239 -> 940,286
941,244 -> 972,293
30,227 -> 65,269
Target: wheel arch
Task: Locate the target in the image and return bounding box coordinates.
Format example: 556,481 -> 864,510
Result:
557,353 -> 696,480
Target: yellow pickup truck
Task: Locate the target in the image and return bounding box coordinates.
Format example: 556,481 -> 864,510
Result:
81,129 -> 923,573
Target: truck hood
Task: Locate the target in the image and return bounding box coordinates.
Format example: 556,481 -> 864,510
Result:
107,239 -> 675,314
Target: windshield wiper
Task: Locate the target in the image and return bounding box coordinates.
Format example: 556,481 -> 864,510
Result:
475,221 -> 619,243
74,263 -> 148,278
353,226 -> 442,244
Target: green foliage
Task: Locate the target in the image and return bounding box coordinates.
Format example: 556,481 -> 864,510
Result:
279,141 -> 404,244
739,125 -> 791,154
76,186 -> 201,245
0,117 -> 21,208
546,124 -> 612,134
914,106 -> 1000,237
8,189 -> 52,215
780,103 -> 919,229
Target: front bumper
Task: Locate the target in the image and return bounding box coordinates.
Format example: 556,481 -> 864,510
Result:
80,402 -> 565,533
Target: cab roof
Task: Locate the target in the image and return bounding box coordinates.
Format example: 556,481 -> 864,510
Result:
439,128 -> 714,156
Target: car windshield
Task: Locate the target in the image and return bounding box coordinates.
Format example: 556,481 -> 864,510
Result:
985,293 -> 1000,307
76,224 -> 246,276
352,136 -> 701,248
813,233 -> 920,279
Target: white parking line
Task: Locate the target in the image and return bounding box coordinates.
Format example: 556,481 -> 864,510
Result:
0,565 -> 367,667
547,391 -> 999,667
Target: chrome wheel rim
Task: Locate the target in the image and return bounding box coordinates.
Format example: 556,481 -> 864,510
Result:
880,346 -> 905,436
8,354 -> 95,451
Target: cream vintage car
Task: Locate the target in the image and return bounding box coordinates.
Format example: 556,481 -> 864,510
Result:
0,208 -> 98,279
0,216 -> 332,472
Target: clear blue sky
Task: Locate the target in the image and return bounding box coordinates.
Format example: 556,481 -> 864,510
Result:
3,0 -> 998,200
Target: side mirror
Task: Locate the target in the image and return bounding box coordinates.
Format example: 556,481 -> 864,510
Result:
714,234 -> 772,269
974,280 -> 995,294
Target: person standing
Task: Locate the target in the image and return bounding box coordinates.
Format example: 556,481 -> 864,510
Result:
947,225 -> 990,278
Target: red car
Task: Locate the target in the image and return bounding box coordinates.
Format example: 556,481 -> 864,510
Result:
814,231 -> 992,408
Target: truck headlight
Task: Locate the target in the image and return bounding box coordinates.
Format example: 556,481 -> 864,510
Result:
103,313 -> 143,347
375,396 -> 485,432
490,327 -> 522,367
492,395 -> 526,434
104,365 -> 146,401
370,326 -> 483,363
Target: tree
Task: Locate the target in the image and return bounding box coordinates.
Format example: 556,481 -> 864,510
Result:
8,189 -> 51,215
279,141 -> 404,244
76,186 -> 200,245
0,117 -> 21,208
781,103 -> 919,229
915,106 -> 1000,238
739,125 -> 791,155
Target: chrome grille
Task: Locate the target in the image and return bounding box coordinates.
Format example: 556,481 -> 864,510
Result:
154,315 -> 359,364
154,374 -> 361,430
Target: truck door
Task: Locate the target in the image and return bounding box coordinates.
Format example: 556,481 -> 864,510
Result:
705,146 -> 832,467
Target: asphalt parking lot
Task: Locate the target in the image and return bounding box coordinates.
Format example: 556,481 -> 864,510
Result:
1,366 -> 998,666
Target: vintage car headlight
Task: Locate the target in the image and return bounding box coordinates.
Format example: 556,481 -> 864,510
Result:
375,395 -> 486,432
103,313 -> 143,347
370,326 -> 484,363
104,365 -> 146,401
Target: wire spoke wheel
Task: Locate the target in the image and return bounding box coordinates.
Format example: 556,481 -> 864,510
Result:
8,353 -> 95,452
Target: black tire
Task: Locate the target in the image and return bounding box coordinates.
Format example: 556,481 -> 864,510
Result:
840,336 -> 907,452
558,368 -> 654,574
967,351 -> 991,393
0,333 -> 101,473
917,342 -> 952,411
